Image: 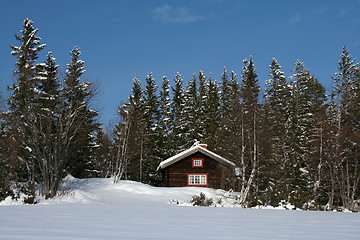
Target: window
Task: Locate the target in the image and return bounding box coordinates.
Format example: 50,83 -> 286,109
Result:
192,158 -> 203,168
188,174 -> 208,186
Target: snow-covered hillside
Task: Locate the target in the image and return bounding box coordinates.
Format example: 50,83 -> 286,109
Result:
1,176 -> 360,240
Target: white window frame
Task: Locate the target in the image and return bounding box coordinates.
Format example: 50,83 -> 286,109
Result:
188,174 -> 207,186
192,158 -> 203,168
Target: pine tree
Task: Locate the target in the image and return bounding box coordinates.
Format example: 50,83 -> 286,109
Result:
31,51 -> 62,198
142,72 -> 160,185
196,70 -> 208,142
263,58 -> 291,205
287,60 -> 326,207
171,72 -> 184,151
63,46 -> 99,178
8,18 -> 46,184
328,46 -> 360,210
9,18 -> 46,115
239,56 -> 260,205
158,76 -> 172,158
216,70 -> 241,161
204,73 -> 221,149
179,74 -> 198,148
220,67 -> 231,118
39,52 -> 61,109
126,74 -> 145,181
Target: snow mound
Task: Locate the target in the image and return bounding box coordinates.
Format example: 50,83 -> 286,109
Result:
1,176 -> 360,240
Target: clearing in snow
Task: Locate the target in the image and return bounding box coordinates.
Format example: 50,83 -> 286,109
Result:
1,176 -> 359,240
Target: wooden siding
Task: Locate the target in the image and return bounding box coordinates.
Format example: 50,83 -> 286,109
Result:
161,152 -> 234,190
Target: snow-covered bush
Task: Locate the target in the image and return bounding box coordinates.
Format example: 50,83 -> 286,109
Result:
190,192 -> 213,206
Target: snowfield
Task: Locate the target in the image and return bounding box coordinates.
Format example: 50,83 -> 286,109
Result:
1,176 -> 360,240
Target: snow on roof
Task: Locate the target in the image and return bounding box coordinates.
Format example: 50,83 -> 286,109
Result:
157,145 -> 235,170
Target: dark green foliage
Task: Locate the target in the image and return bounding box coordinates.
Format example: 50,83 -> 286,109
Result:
142,72 -> 161,185
22,181 -> 37,204
126,75 -> 145,181
179,74 -> 198,148
4,19 -> 99,200
190,192 -> 213,206
204,74 -> 221,149
92,128 -> 114,178
171,72 -> 185,152
64,46 -> 99,178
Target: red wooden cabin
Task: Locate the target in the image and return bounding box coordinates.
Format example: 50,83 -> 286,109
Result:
157,144 -> 235,190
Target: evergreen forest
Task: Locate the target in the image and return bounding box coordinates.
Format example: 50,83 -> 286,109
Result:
1,19 -> 359,211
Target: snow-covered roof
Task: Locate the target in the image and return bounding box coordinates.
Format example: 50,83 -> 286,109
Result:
157,145 -> 235,170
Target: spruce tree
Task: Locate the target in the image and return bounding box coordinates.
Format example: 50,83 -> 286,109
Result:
328,46 -> 360,210
196,70 -> 208,142
9,18 -> 46,115
217,70 -> 241,160
142,72 -> 160,184
63,46 -> 99,178
33,52 -> 62,198
220,67 -> 231,118
179,74 -> 198,148
263,58 -> 292,204
239,56 -> 260,205
288,60 -> 326,207
126,74 -> 145,181
8,18 -> 46,195
158,76 -> 172,158
204,73 -> 221,149
171,72 -> 184,151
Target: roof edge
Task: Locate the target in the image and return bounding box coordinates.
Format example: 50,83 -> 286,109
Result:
157,145 -> 235,170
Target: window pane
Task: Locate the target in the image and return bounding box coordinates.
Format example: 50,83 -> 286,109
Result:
194,160 -> 202,166
195,175 -> 200,184
188,174 -> 207,185
200,175 -> 206,184
189,175 -> 194,184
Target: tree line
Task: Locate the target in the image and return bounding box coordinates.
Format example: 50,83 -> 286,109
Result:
0,19 -> 359,211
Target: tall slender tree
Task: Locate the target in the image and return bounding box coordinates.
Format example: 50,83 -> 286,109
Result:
126,74 -> 145,181
262,58 -> 291,205
220,67 -> 231,118
179,74 -> 198,148
142,72 -> 160,184
158,75 -> 172,158
204,73 -> 221,149
63,46 -> 99,178
171,72 -> 184,152
238,56 -> 260,205
8,18 -> 46,184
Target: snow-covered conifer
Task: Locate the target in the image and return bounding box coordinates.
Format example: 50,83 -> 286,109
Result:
62,46 -> 99,178
171,72 -> 184,151
142,72 -> 161,185
158,76 -> 173,158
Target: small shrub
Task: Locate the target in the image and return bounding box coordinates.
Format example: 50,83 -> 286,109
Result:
289,188 -> 310,209
190,192 -> 213,207
22,181 -> 37,204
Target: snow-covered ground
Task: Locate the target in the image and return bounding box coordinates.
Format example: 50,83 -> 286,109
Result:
1,176 -> 360,240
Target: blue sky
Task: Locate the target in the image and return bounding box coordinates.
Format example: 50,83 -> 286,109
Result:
1,0 -> 360,126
